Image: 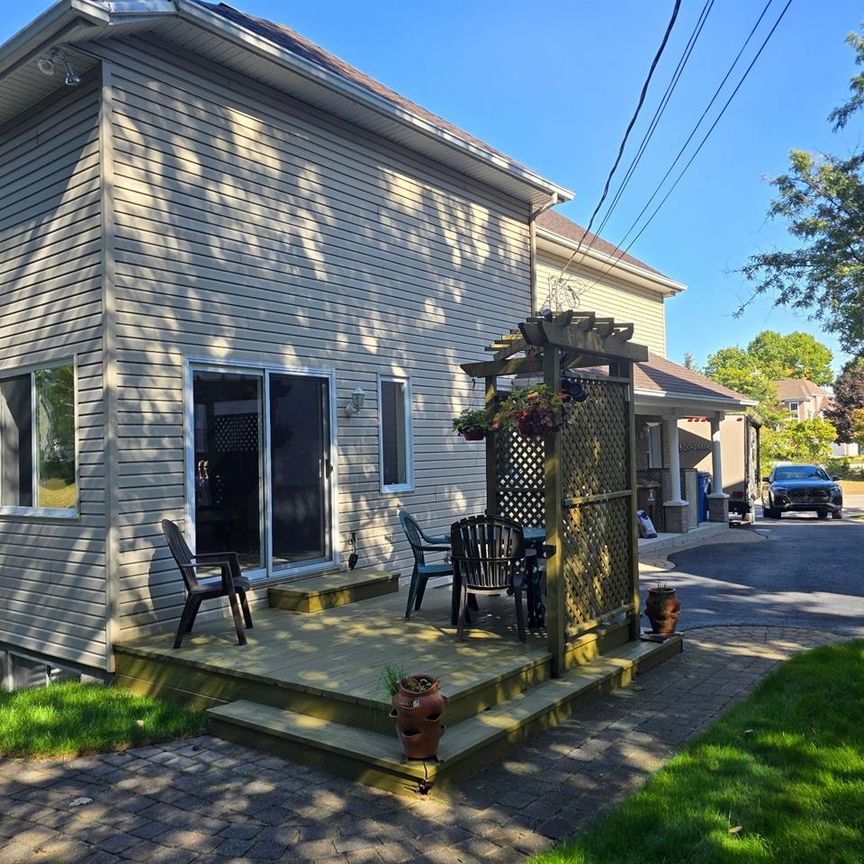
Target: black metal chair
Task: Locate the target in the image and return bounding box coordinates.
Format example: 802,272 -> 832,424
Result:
161,519 -> 253,649
398,510 -> 452,619
450,515 -> 526,642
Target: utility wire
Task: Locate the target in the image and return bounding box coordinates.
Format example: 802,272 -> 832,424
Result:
586,0 -> 715,258
558,0 -> 682,280
581,0 -> 790,296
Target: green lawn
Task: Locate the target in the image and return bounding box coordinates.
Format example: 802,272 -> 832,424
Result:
533,641 -> 864,864
0,682 -> 205,757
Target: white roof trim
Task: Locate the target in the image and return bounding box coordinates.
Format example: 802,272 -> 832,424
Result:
635,388 -> 755,414
537,225 -> 686,297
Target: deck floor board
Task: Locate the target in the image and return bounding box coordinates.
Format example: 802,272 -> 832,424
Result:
117,581 -> 550,706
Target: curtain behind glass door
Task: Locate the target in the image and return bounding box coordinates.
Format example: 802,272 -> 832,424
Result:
193,371 -> 263,570
269,374 -> 330,567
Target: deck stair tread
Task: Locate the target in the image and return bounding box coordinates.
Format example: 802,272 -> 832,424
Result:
268,568 -> 399,613
207,635 -> 681,788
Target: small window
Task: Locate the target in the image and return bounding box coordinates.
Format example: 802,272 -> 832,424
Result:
788,401 -> 799,418
379,377 -> 413,492
0,363 -> 77,516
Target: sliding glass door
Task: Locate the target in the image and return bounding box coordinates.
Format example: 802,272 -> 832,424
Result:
191,365 -> 334,577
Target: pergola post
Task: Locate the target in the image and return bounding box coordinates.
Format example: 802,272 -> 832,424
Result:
484,375 -> 498,517
616,359 -> 641,640
542,345 -> 566,676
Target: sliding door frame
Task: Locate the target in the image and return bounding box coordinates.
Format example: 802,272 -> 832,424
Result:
183,356 -> 340,582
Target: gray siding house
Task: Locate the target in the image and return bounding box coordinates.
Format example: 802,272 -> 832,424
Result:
0,1 -> 571,677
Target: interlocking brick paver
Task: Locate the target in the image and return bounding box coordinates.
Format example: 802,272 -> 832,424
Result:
0,625 -> 847,863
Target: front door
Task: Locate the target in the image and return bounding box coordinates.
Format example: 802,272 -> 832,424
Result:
191,365 -> 334,577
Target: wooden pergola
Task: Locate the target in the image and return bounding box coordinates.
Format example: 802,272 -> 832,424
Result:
462,311 -> 649,676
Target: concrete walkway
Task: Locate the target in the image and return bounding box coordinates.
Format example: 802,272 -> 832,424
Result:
0,625 -> 845,864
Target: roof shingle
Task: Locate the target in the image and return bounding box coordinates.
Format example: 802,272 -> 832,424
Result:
635,352 -> 750,404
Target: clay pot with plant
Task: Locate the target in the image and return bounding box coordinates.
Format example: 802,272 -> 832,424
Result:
381,667 -> 447,760
644,584 -> 680,636
452,408 -> 492,442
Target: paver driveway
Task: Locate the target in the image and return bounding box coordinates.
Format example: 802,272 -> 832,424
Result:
664,511 -> 864,636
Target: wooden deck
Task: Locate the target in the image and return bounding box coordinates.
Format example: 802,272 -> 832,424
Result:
116,581 -> 551,722
115,578 -> 682,795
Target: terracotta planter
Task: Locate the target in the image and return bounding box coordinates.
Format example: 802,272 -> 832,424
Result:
460,427 -> 486,442
645,587 -> 680,636
389,674 -> 447,760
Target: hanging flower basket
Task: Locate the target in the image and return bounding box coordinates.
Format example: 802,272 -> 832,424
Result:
494,385 -> 567,438
452,408 -> 492,442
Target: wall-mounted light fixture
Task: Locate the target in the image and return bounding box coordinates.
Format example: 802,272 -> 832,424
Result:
35,50 -> 80,86
344,387 -> 365,417
64,61 -> 81,87
36,50 -> 61,77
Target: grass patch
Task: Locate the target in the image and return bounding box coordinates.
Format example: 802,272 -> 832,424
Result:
0,682 -> 205,757
533,641 -> 864,864
840,479 -> 864,495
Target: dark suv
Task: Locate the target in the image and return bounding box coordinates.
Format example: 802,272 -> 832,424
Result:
761,464 -> 843,519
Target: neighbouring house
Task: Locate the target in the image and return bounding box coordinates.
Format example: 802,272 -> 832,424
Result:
775,378 -> 832,421
0,0 -> 577,680
773,378 -> 857,458
534,212 -> 755,530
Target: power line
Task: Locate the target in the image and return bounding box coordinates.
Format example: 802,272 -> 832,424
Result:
580,0 -> 791,298
586,0 -> 715,258
558,0 -> 682,280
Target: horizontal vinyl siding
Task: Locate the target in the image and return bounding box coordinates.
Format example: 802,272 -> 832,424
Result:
536,251 -> 667,356
95,37 -> 531,637
0,78 -> 107,670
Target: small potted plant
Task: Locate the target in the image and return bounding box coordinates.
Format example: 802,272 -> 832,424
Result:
381,666 -> 447,761
452,407 -> 492,441
493,385 -> 567,438
644,583 -> 680,636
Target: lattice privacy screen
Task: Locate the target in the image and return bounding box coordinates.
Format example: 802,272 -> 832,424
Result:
496,430 -> 545,528
561,378 -> 632,635
494,376 -> 634,639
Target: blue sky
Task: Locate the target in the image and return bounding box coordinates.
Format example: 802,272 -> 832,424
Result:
4,0 -> 862,372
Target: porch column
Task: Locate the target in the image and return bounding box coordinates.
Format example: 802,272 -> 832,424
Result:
708,414 -> 729,522
663,416 -> 688,533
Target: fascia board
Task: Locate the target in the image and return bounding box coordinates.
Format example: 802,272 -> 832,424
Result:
536,226 -> 686,297
634,389 -> 756,415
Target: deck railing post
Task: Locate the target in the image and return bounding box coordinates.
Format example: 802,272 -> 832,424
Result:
543,346 -> 566,676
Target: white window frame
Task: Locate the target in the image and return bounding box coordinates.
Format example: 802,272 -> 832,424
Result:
788,401 -> 799,418
378,375 -> 414,493
184,357 -> 340,582
0,358 -> 78,520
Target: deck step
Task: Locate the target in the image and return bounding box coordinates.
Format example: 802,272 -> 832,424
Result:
206,634 -> 682,795
268,569 -> 399,613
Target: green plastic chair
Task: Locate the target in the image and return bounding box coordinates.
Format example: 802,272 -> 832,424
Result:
398,510 -> 452,619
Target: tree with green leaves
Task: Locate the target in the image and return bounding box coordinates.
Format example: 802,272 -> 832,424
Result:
850,407 -> 864,447
762,417 -> 838,465
824,356 -> 864,442
741,29 -> 864,355
746,330 -> 833,385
